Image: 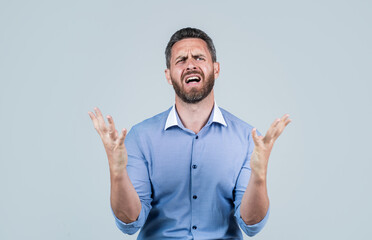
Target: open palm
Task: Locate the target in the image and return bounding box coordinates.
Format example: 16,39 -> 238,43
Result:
250,114 -> 291,176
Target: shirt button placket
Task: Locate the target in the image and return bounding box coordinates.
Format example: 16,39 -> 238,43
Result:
191,134 -> 200,235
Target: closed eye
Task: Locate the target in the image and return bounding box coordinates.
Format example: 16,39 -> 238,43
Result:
176,57 -> 187,64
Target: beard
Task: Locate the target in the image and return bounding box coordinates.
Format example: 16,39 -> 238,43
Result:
170,71 -> 215,104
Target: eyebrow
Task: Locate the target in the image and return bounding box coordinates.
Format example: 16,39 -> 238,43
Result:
193,54 -> 206,59
175,55 -> 187,61
174,54 -> 207,62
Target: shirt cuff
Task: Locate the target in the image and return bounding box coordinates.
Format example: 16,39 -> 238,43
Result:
235,204 -> 270,237
111,205 -> 145,235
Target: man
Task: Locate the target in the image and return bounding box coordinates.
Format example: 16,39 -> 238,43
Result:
88,27 -> 291,239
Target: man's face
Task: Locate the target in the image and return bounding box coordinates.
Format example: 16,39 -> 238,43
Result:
165,38 -> 220,104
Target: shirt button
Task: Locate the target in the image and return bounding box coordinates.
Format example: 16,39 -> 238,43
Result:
195,135 -> 199,139
192,164 -> 197,169
193,195 -> 197,199
192,225 -> 197,230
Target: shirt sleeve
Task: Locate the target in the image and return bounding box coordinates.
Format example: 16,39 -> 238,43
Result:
233,128 -> 270,237
111,126 -> 153,235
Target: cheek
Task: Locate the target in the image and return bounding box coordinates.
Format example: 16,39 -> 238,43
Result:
170,69 -> 183,80
203,66 -> 214,76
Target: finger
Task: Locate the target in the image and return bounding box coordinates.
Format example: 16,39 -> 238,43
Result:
265,118 -> 281,142
115,129 -> 119,139
279,114 -> 290,127
284,118 -> 292,127
94,107 -> 108,133
275,113 -> 289,132
280,113 -> 290,122
88,111 -> 101,134
107,115 -> 118,140
118,128 -> 127,146
272,114 -> 291,139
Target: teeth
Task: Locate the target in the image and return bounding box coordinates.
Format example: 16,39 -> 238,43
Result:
186,76 -> 200,83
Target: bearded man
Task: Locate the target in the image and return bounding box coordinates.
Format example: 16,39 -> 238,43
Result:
88,27 -> 291,239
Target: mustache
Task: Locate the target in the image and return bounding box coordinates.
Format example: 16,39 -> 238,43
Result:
182,70 -> 204,80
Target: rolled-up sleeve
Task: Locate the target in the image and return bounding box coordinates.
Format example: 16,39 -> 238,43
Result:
233,128 -> 269,237
111,126 -> 153,235
234,204 -> 270,237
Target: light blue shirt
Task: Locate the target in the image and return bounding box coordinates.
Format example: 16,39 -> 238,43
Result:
112,102 -> 269,239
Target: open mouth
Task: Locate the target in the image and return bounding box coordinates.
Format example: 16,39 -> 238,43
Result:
185,76 -> 201,84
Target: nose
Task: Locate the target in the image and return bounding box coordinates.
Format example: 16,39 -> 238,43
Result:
186,58 -> 197,71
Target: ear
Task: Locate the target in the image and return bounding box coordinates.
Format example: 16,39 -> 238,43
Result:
213,62 -> 220,79
165,68 -> 173,85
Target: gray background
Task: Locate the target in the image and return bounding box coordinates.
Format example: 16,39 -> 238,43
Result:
1,0 -> 371,239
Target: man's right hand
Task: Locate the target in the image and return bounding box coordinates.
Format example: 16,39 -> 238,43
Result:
88,107 -> 128,175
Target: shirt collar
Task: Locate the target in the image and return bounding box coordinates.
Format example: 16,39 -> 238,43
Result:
164,101 -> 227,130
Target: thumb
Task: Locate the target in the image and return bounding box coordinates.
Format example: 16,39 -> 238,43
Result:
251,128 -> 260,147
118,128 -> 127,146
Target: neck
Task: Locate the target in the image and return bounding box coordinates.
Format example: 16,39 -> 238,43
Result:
175,90 -> 215,134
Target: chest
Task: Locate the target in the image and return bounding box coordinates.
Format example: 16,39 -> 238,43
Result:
145,129 -> 250,200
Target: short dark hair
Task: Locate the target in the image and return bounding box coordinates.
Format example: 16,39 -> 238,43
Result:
165,27 -> 217,68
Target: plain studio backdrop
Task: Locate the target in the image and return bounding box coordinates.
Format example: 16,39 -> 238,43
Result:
0,1 -> 371,239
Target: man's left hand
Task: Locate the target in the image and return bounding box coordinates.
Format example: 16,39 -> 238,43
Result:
250,114 -> 291,179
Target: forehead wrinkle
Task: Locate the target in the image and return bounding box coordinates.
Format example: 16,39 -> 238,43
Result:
174,49 -> 206,60
171,39 -> 211,61
188,47 -> 207,56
